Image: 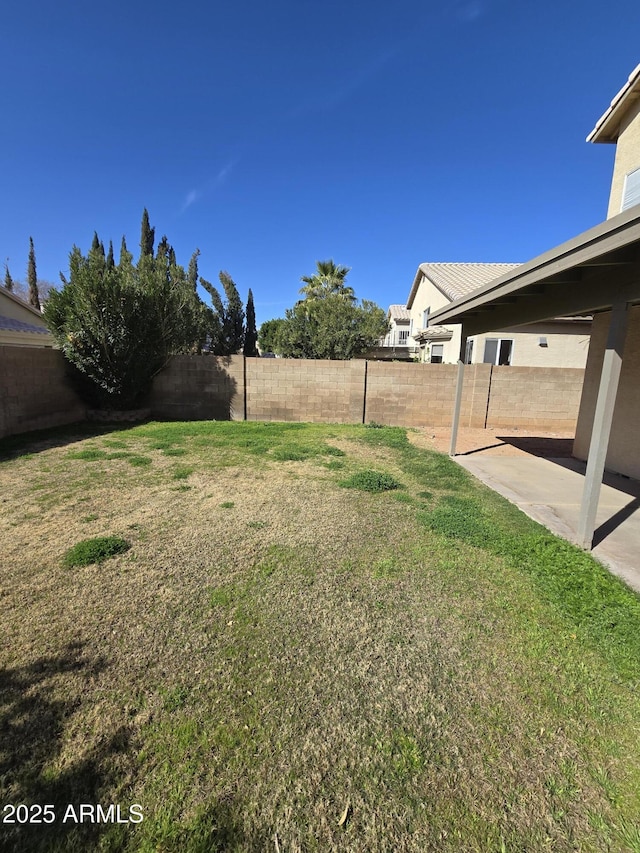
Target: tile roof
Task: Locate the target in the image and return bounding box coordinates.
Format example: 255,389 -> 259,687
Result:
388,304 -> 410,321
413,325 -> 454,340
0,315 -> 51,335
418,263 -> 521,302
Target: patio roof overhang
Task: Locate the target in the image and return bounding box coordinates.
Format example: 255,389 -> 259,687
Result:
433,205 -> 640,553
428,206 -> 640,336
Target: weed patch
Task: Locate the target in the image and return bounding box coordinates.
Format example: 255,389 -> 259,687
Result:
341,470 -> 401,492
62,536 -> 130,567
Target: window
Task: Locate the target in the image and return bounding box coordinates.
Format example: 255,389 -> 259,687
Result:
422,307 -> 430,328
483,338 -> 513,365
430,343 -> 444,364
621,167 -> 640,212
398,330 -> 409,344
465,339 -> 474,364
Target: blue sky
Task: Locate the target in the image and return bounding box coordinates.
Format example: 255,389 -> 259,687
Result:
1,0 -> 638,327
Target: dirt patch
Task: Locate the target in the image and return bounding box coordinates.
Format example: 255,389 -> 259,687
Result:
409,426 -> 576,458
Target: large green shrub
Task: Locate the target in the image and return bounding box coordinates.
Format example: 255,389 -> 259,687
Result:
44,232 -> 205,409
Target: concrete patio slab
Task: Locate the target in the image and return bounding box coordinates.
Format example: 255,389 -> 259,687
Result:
454,453 -> 640,593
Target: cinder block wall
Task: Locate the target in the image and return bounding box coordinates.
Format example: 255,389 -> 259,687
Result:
486,366 -> 585,430
1,350 -> 586,440
246,358 -> 366,423
146,355 -> 245,421
365,362 -> 492,428
0,347 -> 85,438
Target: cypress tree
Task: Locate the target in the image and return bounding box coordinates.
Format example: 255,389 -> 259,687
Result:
218,271 -> 245,355
119,236 -> 133,267
156,235 -> 170,259
244,288 -> 258,356
140,208 -> 155,259
4,263 -> 13,292
106,241 -> 115,270
188,250 -> 200,292
28,237 -> 41,311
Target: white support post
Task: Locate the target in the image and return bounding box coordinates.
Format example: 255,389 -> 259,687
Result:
449,333 -> 467,457
576,302 -> 629,549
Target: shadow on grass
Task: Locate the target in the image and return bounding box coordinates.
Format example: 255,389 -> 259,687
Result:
0,422 -> 135,463
144,797 -> 272,853
0,642 -> 134,853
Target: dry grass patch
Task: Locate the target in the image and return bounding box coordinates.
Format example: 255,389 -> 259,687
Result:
0,421 -> 639,852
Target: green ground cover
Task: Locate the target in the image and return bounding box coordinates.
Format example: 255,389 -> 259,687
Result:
0,421 -> 639,852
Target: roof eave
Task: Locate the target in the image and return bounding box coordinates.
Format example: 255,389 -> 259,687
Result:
587,62 -> 640,144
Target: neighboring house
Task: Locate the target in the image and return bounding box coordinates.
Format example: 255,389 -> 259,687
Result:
371,304 -> 418,361
0,288 -> 53,347
408,262 -> 591,366
427,61 -> 640,550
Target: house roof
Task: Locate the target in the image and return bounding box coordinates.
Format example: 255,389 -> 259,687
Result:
388,304 -> 410,321
407,262 -> 521,308
587,62 -> 640,144
428,206 -> 640,335
413,325 -> 454,342
0,315 -> 52,335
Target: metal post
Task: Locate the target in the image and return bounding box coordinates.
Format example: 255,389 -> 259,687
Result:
449,333 -> 467,457
576,302 -> 629,549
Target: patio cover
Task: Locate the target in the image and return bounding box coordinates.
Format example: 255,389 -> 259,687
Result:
428,205 -> 640,550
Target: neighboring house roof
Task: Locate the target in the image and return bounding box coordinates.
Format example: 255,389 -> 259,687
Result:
413,325 -> 453,342
407,262 -> 521,308
587,62 -> 640,143
0,315 -> 51,336
388,304 -> 410,322
0,288 -> 53,345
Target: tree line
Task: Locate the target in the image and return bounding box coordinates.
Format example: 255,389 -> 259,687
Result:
5,214 -> 389,411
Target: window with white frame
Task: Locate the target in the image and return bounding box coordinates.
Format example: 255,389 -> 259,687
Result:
482,338 -> 513,365
422,306 -> 430,328
398,329 -> 409,344
430,343 -> 444,364
621,167 -> 640,212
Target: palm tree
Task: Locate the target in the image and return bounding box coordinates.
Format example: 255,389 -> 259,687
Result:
299,259 -> 355,302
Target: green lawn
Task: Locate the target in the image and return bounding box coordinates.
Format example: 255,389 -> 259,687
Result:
0,421 -> 639,852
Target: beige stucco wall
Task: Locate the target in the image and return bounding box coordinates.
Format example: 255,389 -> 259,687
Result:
410,277 -> 590,367
0,290 -> 46,325
408,275 -> 454,356
607,99 -> 640,218
0,290 -> 53,347
574,306 -> 640,480
471,322 -> 590,368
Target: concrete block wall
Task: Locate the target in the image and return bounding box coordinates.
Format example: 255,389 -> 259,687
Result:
0,347 -> 85,438
146,355 -> 245,421
246,358 -> 366,423
486,366 -> 585,430
365,362 -> 492,428
1,349 -> 586,440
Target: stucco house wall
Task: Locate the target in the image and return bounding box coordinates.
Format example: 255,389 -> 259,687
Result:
573,62 -> 640,480
607,98 -> 640,217
409,270 -> 590,367
472,321 -> 590,368
0,288 -> 53,347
